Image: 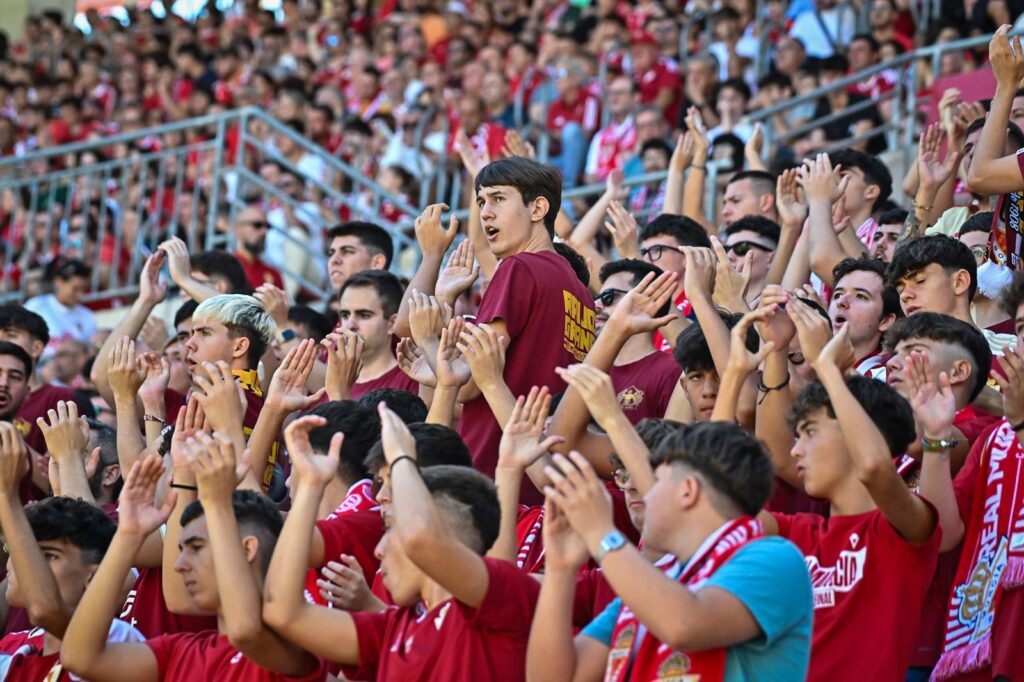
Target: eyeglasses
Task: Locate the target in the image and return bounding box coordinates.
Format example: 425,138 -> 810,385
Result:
594,288 -> 629,306
639,244 -> 684,262
726,241 -> 773,257
239,220 -> 270,230
612,467 -> 631,489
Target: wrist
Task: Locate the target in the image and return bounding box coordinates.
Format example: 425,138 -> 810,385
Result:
171,467 -> 196,486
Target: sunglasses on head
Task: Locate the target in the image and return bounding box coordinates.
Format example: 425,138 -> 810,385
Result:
726,240 -> 773,257
594,288 -> 629,306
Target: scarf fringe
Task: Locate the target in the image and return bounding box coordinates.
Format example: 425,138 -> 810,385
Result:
932,639 -> 991,681
1002,555 -> 1024,589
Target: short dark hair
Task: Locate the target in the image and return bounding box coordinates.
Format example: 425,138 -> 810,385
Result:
25,496 -> 116,565
599,259 -> 669,316
887,235 -> 977,302
829,148 -> 893,212
884,312 -> 991,401
0,304 -> 49,346
180,490 -> 282,574
650,422 -> 773,517
327,221 -> 394,268
878,208 -> 909,226
338,270 -> 404,318
639,138 -> 673,158
356,389 -> 428,424
723,215 -> 781,246
958,211 -> 993,238
363,423 -> 473,475
174,299 -> 198,330
46,258 -> 90,282
635,418 -> 689,451
757,73 -> 792,91
674,310 -> 757,374
640,214 -> 712,248
86,418 -> 122,500
850,32 -> 881,52
553,242 -> 590,288
420,465 -> 500,554
475,157 -> 563,237
1000,271 -> 1024,318
287,305 -> 334,342
0,340 -> 33,376
726,170 -> 777,198
965,118 -> 1024,149
791,375 -> 915,458
305,400 -> 380,483
191,251 -> 250,294
714,77 -> 751,103
833,257 -> 903,320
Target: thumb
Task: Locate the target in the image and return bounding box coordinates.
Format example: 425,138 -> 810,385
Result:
85,447 -> 101,478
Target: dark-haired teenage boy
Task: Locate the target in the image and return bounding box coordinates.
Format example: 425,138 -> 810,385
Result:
888,235 -> 1016,354
722,215 -> 780,304
61,443 -> 326,681
759,328 -> 941,681
0,425 -> 144,679
529,422 -> 812,681
324,221 -> 393,294
829,257 -> 901,379
0,339 -> 52,501
262,406 -> 541,680
638,213 -> 713,351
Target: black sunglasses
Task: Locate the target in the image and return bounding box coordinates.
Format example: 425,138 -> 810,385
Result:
240,220 -> 270,230
726,241 -> 773,257
594,288 -> 629,306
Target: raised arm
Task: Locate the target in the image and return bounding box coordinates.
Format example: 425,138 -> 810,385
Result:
812,326 -> 937,545
0,423 -> 74,635
429,324 -> 471,427
159,237 -> 222,303
380,402 -> 491,608
263,416 -> 361,663
753,288 -> 801,488
91,253 -> 168,405
36,401 -> 95,503
681,108 -> 713,233
966,27 -> 1024,195
662,133 -> 694,216
61,457 -> 170,682
710,310 -> 776,423
394,204 -> 460,339
799,154 -> 853,286
767,169 -> 807,287
567,171 -> 624,253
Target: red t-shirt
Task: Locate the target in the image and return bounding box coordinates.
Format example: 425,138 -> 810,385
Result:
119,567 -> 217,638
636,60 -> 680,121
546,93 -> 601,134
308,480 -> 383,606
236,251 -> 285,290
339,558 -> 540,681
459,251 -> 595,502
608,351 -> 681,424
0,628 -> 69,681
653,290 -> 693,353
773,507 -> 940,682
947,422 -> 1024,680
350,365 -> 420,400
146,630 -> 327,681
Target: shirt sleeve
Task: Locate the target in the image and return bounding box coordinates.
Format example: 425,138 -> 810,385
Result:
457,557 -> 541,631
339,610 -> 390,682
144,633 -> 178,679
473,257 -> 534,340
580,597 -> 622,647
703,538 -> 812,646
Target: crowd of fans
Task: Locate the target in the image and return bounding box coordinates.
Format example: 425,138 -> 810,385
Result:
4,0 -> 1024,681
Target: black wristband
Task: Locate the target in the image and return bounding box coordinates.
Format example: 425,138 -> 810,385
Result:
170,482 -> 198,491
756,373 -> 791,405
389,455 -> 418,472
1013,419 -> 1024,433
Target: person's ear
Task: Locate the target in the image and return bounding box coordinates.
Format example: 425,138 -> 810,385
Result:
29,339 -> 44,362
103,464 -> 121,489
864,183 -> 880,206
369,253 -> 388,270
951,269 -> 972,298
242,535 -> 260,566
760,193 -> 776,215
232,335 -> 251,361
530,196 -> 551,227
678,474 -> 702,512
877,312 -> 896,335
386,313 -> 397,336
948,358 -> 973,390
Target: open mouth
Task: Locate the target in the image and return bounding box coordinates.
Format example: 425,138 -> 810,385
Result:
905,306 -> 920,315
0,393 -> 10,410
833,314 -> 847,327
483,225 -> 499,241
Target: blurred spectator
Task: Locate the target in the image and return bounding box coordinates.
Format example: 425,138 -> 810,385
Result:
24,259 -> 96,345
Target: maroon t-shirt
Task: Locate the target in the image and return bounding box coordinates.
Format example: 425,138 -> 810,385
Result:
119,567 -> 217,639
608,350 -> 681,425
351,364 -> 420,400
13,383 -> 81,502
340,557 -> 540,682
458,251 -> 595,501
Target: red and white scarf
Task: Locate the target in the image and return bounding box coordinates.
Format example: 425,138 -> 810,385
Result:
603,517 -> 763,682
933,420 -> 1024,679
516,505 -> 546,574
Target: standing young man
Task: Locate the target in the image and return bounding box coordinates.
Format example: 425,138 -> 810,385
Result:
460,158 -> 596,493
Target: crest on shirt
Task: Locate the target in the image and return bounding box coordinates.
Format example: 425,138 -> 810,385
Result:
12,418 -> 30,438
617,385 -> 645,411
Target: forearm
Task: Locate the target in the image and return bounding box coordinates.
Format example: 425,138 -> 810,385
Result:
0,495 -> 71,634
468,197 -> 498,281
477,380 -> 517,432
567,191 -> 614,250
162,477 -> 203,614
710,367 -> 746,423
807,200 -> 847,285
526,569 -> 580,682
919,448 -> 966,551
781,231 -> 812,291
756,353 -> 800,487
55,455 -> 96,504
91,299 -> 156,403
265,484 -> 323,627
488,467 -> 522,562
395,254 -> 445,339
247,405 -> 286,490
603,413 -> 655,494
664,167 -> 685,215
973,85 -> 1013,183
114,396 -> 147,472
682,167 -> 713,234
206,504 -> 265,644
816,363 -> 892,478
689,293 -> 732,376
765,223 -> 801,286
426,384 -> 459,427
62,530 -> 141,670
175,276 -> 221,304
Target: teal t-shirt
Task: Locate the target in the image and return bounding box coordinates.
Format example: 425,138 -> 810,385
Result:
581,537 -> 812,682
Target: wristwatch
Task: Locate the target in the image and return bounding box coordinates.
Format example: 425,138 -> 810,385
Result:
594,530 -> 628,562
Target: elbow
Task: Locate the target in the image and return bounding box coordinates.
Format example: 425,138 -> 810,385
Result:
225,618 -> 266,651
965,163 -> 997,195
660,621 -> 702,652
27,602 -> 67,635
261,593 -> 295,632
855,456 -> 889,488
939,519 -> 966,553
59,643 -> 94,679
